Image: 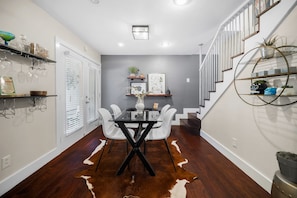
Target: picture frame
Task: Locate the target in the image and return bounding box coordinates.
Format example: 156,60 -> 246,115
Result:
148,73 -> 166,94
0,76 -> 15,95
130,82 -> 147,94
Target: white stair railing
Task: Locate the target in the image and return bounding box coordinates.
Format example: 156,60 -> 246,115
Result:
198,0 -> 280,108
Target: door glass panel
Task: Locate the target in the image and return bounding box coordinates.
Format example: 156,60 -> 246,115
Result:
65,56 -> 83,135
87,66 -> 97,123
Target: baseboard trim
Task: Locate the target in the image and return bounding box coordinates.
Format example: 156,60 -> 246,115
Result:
0,148 -> 60,196
200,129 -> 272,193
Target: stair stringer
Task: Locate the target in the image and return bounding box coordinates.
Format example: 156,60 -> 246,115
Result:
197,0 -> 297,121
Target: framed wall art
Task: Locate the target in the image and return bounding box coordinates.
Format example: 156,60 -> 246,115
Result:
0,76 -> 15,95
130,82 -> 147,94
148,73 -> 166,94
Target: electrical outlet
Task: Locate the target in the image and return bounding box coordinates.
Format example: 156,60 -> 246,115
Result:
2,155 -> 11,169
232,138 -> 237,149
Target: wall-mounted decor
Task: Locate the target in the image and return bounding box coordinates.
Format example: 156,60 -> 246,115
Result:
148,73 -> 166,94
131,82 -> 146,94
0,76 -> 15,95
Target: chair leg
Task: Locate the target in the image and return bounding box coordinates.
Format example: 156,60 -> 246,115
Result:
143,141 -> 147,171
126,141 -> 131,171
95,139 -> 108,172
164,139 -> 176,171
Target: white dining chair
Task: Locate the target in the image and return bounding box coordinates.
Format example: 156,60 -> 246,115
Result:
152,104 -> 171,128
96,108 -> 135,171
110,104 -> 139,129
140,104 -> 171,129
110,104 -> 122,118
144,108 -> 177,171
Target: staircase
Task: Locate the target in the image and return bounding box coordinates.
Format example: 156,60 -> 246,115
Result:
197,0 -> 297,119
175,0 -> 297,127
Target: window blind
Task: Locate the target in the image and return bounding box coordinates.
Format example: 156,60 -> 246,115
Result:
65,55 -> 83,135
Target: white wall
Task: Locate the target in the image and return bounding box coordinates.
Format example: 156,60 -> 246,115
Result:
202,4 -> 297,192
0,0 -> 100,195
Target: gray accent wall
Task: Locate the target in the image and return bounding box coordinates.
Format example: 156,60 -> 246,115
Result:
101,55 -> 200,114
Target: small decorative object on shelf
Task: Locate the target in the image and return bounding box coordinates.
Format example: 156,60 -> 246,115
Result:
166,88 -> 171,95
268,68 -> 281,75
131,86 -> 147,114
260,36 -> 277,59
0,76 -> 15,95
276,85 -> 296,96
264,87 -> 277,96
0,43 -> 56,63
134,92 -> 146,114
281,66 -> 297,74
258,35 -> 278,59
250,80 -> 267,94
30,90 -> 47,96
30,43 -> 49,58
153,102 -> 159,110
135,98 -> 145,114
0,30 -> 15,45
128,66 -> 139,77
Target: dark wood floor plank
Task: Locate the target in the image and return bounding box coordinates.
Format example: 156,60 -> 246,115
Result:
2,126 -> 270,198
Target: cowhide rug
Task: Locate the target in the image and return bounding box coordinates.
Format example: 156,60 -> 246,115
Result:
77,137 -> 198,198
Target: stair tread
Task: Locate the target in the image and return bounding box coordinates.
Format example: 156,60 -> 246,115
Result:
180,119 -> 201,127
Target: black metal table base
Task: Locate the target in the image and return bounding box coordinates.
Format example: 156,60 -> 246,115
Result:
116,122 -> 156,176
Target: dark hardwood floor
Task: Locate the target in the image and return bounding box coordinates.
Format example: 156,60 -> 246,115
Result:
2,126 -> 271,198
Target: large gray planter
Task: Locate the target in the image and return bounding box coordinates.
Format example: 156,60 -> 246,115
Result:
277,151 -> 297,183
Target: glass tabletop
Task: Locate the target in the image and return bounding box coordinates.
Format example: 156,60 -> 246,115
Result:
114,110 -> 160,123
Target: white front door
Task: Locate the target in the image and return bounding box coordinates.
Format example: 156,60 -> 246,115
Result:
56,41 -> 100,151
84,62 -> 101,134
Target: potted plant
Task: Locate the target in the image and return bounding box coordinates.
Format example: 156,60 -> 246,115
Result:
250,80 -> 267,94
258,35 -> 278,59
128,66 -> 138,77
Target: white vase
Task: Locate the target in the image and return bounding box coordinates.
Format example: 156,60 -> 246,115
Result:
135,98 -> 145,114
276,87 -> 296,96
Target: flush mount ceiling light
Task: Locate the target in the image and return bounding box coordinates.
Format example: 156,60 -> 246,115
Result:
132,25 -> 149,40
173,0 -> 189,6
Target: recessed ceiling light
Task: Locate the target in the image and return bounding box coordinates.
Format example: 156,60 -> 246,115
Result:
118,42 -> 124,47
90,0 -> 99,4
173,0 -> 189,6
160,41 -> 171,48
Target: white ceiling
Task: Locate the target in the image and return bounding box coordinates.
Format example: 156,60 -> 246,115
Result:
33,0 -> 245,55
